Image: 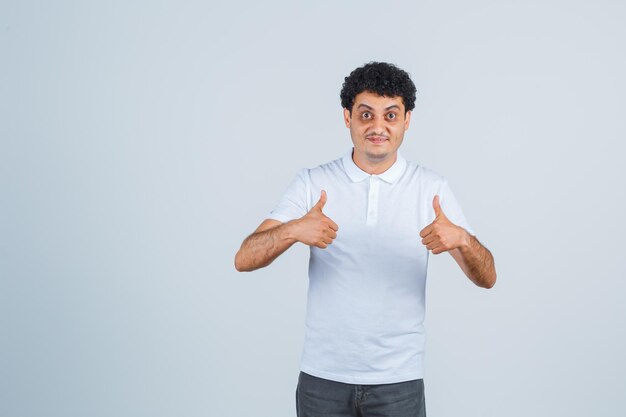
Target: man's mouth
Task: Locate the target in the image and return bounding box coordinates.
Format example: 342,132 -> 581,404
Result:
367,136 -> 388,144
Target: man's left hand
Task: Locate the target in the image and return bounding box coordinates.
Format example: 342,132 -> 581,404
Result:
419,195 -> 470,254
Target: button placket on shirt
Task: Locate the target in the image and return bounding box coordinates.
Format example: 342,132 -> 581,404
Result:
366,175 -> 380,226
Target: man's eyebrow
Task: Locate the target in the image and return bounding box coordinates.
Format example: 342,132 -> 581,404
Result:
356,103 -> 401,111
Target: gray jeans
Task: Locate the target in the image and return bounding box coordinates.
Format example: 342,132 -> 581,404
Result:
296,371 -> 426,417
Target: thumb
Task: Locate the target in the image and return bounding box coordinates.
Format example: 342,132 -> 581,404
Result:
433,194 -> 444,218
313,190 -> 327,211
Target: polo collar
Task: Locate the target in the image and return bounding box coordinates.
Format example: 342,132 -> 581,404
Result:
341,148 -> 407,184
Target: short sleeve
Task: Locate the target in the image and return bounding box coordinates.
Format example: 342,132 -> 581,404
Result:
438,178 -> 476,236
267,168 -> 310,223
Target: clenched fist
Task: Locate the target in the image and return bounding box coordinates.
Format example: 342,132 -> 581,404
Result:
292,190 -> 339,249
419,195 -> 470,254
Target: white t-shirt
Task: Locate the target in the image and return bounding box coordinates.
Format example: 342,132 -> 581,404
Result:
268,148 -> 475,384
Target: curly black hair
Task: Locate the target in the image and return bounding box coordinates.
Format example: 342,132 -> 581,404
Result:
340,62 -> 417,114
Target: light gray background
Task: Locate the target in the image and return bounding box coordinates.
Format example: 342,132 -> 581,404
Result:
2,1 -> 625,416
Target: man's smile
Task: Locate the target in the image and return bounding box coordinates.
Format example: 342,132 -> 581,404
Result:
366,135 -> 389,144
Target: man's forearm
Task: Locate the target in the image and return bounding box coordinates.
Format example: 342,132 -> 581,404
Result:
450,233 -> 497,288
235,222 -> 298,272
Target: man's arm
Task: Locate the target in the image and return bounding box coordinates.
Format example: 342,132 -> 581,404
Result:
419,195 -> 497,289
234,190 -> 338,272
235,219 -> 298,272
449,234 -> 496,288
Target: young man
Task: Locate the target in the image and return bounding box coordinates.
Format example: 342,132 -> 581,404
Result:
235,62 -> 496,417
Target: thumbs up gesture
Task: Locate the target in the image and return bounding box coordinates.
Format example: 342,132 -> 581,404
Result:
419,195 -> 469,254
292,190 -> 339,249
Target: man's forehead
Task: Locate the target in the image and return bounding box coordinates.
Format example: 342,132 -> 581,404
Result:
354,91 -> 404,109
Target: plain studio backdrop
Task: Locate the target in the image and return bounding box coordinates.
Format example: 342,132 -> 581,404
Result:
1,1 -> 625,416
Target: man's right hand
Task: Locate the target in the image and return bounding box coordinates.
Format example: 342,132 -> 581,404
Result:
291,190 -> 339,249
234,189 -> 339,271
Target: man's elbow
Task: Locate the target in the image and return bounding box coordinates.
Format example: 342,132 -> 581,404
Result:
234,251 -> 249,272
481,272 -> 497,289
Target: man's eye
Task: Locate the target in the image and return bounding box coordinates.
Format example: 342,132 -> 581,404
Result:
387,113 -> 396,120
362,112 -> 371,119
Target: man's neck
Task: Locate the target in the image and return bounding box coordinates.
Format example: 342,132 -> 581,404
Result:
352,150 -> 398,175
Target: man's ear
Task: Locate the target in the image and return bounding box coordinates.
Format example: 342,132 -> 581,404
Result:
343,108 -> 351,128
404,110 -> 412,131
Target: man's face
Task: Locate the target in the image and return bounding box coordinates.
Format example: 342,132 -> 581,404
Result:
344,90 -> 412,165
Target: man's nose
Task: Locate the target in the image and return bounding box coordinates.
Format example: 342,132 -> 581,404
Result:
372,116 -> 386,133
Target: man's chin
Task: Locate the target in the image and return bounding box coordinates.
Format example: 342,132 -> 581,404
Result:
364,150 -> 390,161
